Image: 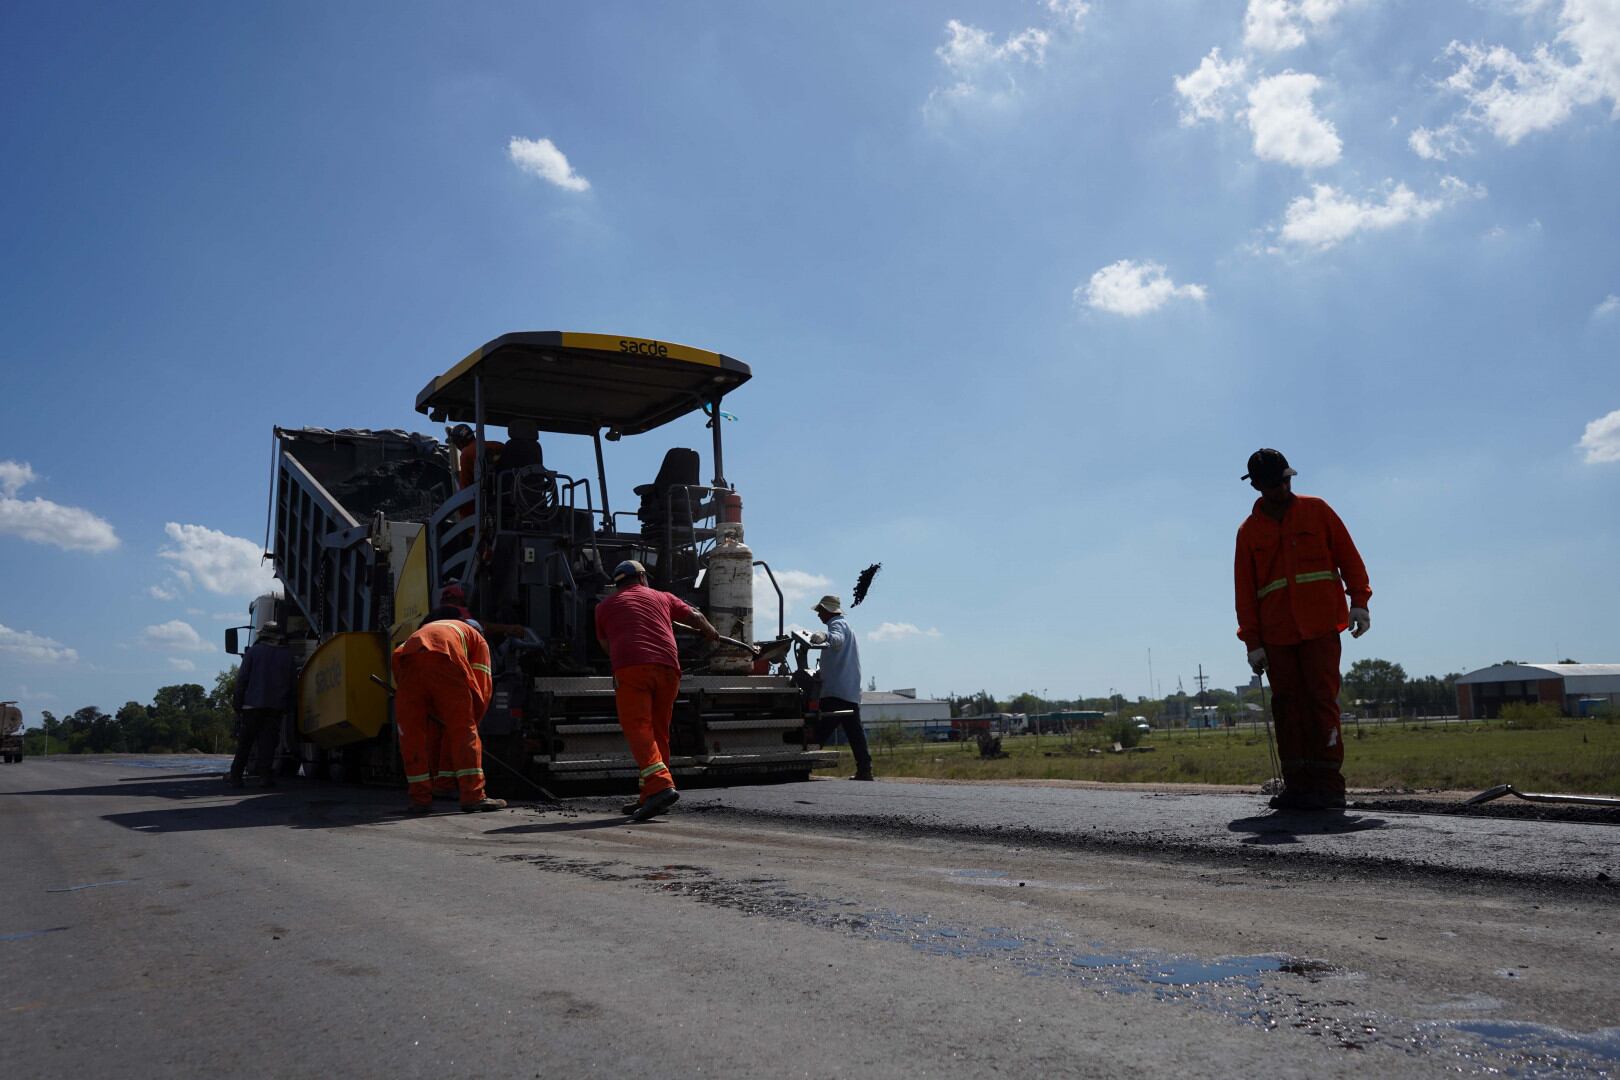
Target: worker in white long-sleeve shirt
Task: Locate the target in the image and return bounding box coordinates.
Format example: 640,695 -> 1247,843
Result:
805,594 -> 873,781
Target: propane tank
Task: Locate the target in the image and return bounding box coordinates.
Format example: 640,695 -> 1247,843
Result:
705,493 -> 753,674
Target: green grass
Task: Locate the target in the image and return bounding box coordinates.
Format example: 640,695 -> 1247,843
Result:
825,718 -> 1620,795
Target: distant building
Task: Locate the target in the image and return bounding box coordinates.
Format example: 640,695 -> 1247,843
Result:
853,688 -> 953,741
1455,663 -> 1620,719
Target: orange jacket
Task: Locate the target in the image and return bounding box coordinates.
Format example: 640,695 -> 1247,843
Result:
394,619 -> 493,713
1234,495 -> 1370,648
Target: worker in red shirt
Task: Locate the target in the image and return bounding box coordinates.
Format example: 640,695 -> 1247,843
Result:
393,615 -> 506,814
594,560 -> 719,821
1234,449 -> 1371,812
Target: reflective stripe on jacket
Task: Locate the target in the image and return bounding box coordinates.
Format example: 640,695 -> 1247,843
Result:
394,619 -> 493,713
1234,494 -> 1370,647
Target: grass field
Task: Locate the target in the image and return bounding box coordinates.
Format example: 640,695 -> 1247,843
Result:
819,718 -> 1620,795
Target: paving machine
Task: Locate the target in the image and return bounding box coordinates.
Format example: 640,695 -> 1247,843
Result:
228,332 -> 836,792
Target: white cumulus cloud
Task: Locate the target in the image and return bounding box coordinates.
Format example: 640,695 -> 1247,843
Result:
1244,0 -> 1351,53
139,619 -> 211,652
1578,408 -> 1620,463
0,623 -> 79,664
157,523 -> 277,597
1045,0 -> 1090,31
508,136 -> 591,192
1408,123 -> 1473,161
0,460 -> 119,553
167,657 -> 197,672
0,461 -> 37,497
1594,294 -> 1620,318
1246,71 -> 1342,168
867,622 -> 944,643
1079,260 -> 1208,317
752,567 -> 832,630
928,18 -> 1052,113
1438,0 -> 1620,145
1175,48 -> 1249,125
1277,181 -> 1453,249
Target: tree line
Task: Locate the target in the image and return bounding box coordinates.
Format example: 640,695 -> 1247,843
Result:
945,660 -> 1462,722
22,667 -> 240,755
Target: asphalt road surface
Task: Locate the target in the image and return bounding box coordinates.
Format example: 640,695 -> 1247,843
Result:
3,757 -> 1617,1078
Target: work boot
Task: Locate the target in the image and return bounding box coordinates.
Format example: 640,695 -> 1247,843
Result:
404,803 -> 432,815
851,770 -> 875,782
621,800 -> 642,816
225,773 -> 245,789
461,797 -> 508,813
630,788 -> 679,822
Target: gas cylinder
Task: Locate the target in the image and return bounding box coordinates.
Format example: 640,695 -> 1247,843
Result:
705,494 -> 754,674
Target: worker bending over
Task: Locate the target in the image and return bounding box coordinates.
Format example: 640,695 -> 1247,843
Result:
594,559 -> 719,821
1233,449 -> 1371,811
393,615 -> 506,814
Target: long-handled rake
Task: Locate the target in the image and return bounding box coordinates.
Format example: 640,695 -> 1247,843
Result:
1259,674 -> 1283,798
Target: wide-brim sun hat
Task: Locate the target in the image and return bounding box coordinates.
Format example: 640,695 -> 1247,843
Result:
814,594 -> 843,615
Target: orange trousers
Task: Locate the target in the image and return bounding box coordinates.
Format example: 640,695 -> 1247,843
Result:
1266,634 -> 1345,798
395,651 -> 487,807
613,663 -> 680,802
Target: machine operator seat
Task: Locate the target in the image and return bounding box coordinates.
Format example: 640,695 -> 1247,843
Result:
635,448 -> 701,534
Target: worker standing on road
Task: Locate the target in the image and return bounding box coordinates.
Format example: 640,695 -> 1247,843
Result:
228,622 -> 294,788
807,595 -> 874,782
393,615 -> 506,815
1234,449 -> 1371,811
594,559 -> 720,821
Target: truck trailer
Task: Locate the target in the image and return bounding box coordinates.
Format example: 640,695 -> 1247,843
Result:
1,701 -> 23,763
228,332 -> 836,792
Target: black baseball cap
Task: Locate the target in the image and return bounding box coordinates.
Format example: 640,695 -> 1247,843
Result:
1241,448 -> 1297,485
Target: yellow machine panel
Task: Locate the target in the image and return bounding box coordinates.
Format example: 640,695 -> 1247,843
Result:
390,530 -> 430,650
299,632 -> 391,749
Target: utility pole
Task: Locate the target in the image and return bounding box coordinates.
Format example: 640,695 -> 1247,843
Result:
1195,664 -> 1210,730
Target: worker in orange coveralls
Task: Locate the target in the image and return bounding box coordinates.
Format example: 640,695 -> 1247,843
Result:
594,559 -> 719,822
1235,449 -> 1372,812
393,615 -> 506,815
426,583 -> 472,801
447,425 -> 502,520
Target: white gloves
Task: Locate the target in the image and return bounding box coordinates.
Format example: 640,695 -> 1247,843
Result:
810,632 -> 828,645
1247,647 -> 1267,674
1350,608 -> 1371,638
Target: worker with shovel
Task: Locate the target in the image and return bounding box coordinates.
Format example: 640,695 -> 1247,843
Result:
1234,449 -> 1371,811
595,559 -> 720,821
393,614 -> 506,814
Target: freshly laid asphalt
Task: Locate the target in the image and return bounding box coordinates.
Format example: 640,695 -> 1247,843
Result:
647,778 -> 1620,887
4,757 -> 1617,1079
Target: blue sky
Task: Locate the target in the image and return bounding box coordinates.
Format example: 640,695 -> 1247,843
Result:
3,0 -> 1617,721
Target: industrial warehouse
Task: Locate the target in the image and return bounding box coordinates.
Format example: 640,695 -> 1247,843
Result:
1454,662 -> 1620,719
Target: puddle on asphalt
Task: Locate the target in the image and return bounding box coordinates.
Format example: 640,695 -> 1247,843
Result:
46,880 -> 134,893
929,867 -> 1098,892
495,852 -> 1620,1076
0,927 -> 70,942
121,758 -> 223,771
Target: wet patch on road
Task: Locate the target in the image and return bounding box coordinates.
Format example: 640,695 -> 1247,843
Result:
45,879 -> 135,893
495,850 -> 1620,1076
1,927 -> 70,942
118,758 -> 226,772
